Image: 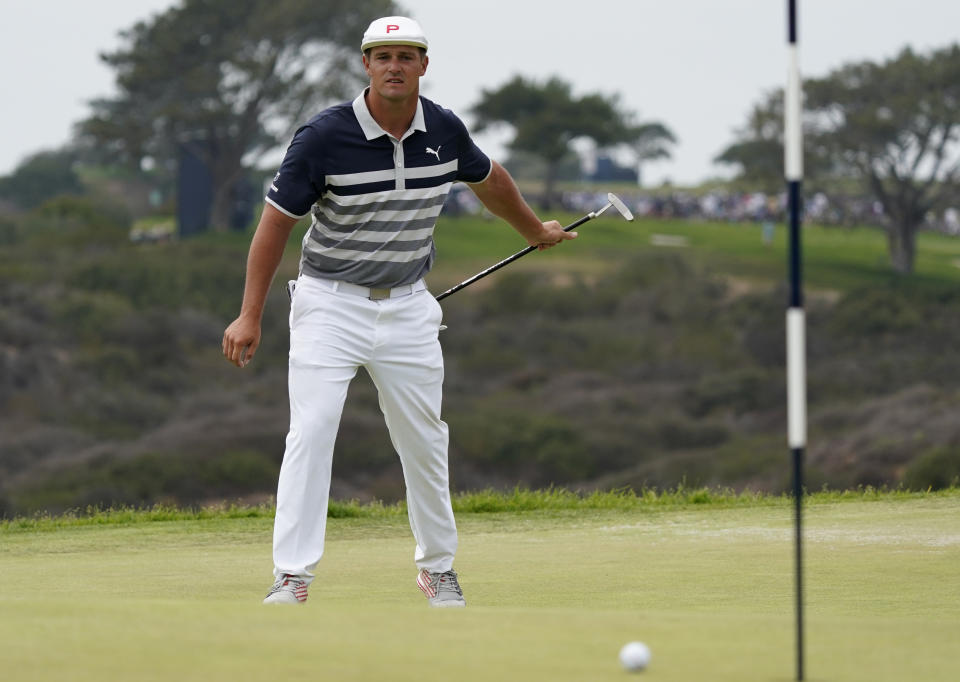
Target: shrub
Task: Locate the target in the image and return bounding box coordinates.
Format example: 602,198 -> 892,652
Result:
0,216 -> 20,245
25,195 -> 131,246
684,367 -> 782,417
828,286 -> 923,336
451,408 -> 591,485
902,446 -> 960,491
11,449 -> 281,514
656,416 -> 731,450
68,243 -> 247,317
0,149 -> 85,210
68,384 -> 172,438
49,291 -> 134,344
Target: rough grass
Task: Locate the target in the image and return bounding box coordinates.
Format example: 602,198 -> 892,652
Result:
6,485 -> 956,533
1,489 -> 957,681
6,485 -> 957,531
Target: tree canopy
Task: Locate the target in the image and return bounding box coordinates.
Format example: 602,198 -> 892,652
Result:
79,0 -> 396,230
471,76 -> 673,204
0,150 -> 84,211
806,44 -> 960,273
624,120 -> 677,187
717,44 -> 960,273
714,92 -> 789,193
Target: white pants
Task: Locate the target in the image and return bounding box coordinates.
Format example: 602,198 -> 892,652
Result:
272,274 -> 457,584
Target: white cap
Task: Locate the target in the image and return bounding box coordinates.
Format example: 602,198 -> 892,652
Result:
361,16 -> 428,52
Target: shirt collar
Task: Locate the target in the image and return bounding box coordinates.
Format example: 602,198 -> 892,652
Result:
352,88 -> 426,141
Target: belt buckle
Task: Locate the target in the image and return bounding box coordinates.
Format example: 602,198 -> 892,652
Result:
369,288 -> 391,300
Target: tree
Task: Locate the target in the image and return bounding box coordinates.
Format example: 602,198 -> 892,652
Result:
717,44 -> 960,274
623,120 -> 676,188
79,0 -> 396,231
0,149 -> 85,210
470,76 -> 635,206
806,45 -> 960,273
714,91 -> 787,194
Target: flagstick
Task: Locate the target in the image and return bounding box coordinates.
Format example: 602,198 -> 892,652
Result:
785,1 -> 807,680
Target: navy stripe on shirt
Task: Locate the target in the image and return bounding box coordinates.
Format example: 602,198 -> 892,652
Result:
265,91 -> 491,288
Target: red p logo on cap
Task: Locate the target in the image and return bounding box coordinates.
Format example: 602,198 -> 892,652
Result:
386,24 -> 399,33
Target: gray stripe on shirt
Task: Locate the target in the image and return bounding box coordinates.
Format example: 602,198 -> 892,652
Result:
312,215 -> 438,235
320,193 -> 447,216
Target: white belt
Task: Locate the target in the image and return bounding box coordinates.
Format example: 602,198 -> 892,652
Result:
306,276 -> 427,301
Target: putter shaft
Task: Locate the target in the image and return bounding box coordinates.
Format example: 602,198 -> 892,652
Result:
435,193 -> 632,302
435,212 -> 594,301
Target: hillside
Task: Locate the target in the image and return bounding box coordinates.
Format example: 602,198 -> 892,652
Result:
3,199 -> 960,515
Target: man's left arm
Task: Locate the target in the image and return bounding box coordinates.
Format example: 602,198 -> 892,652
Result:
467,161 -> 577,251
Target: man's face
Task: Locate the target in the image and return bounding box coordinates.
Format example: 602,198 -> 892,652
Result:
363,45 -> 428,102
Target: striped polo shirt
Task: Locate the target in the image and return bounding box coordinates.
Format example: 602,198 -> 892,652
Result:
265,90 -> 492,288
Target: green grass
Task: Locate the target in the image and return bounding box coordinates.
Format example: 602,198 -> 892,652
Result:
428,213 -> 960,295
187,208 -> 960,308
2,490 -> 958,681
6,486 -> 950,530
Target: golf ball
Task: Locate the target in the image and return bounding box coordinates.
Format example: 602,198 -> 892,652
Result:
619,641 -> 651,672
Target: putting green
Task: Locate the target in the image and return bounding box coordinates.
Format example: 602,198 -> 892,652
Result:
1,495 -> 957,681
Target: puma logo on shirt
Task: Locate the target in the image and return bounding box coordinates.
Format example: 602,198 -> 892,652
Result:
426,146 -> 441,161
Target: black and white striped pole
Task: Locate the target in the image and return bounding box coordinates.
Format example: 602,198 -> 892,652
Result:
785,1 -> 806,680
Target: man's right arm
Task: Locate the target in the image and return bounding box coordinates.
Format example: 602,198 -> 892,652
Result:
468,161 -> 576,250
222,203 -> 299,368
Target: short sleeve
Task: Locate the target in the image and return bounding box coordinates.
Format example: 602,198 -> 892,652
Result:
265,127 -> 324,218
451,115 -> 492,184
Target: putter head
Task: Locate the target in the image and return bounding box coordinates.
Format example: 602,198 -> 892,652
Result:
607,193 -> 635,221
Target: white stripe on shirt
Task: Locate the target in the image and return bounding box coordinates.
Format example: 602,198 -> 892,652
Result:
316,204 -> 444,227
325,160 -> 458,188
323,184 -> 450,206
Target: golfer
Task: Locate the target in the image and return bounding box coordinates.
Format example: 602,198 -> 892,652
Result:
222,16 -> 575,607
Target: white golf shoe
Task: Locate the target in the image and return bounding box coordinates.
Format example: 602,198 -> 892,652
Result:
263,574 -> 308,604
417,568 -> 465,608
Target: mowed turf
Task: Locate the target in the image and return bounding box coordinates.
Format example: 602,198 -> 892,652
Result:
1,494 -> 958,681
427,212 -> 960,295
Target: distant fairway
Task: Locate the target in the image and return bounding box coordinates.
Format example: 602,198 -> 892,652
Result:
426,211 -> 960,295
2,491 -> 958,681
250,206 -> 960,305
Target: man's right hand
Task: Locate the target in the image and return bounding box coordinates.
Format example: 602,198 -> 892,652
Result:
527,219 -> 577,251
222,316 -> 261,368
468,162 -> 575,251
221,204 -> 298,369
